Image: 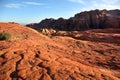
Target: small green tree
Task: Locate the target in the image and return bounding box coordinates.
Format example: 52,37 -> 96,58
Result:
0,32 -> 11,40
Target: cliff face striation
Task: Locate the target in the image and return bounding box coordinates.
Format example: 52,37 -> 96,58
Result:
26,9 -> 120,31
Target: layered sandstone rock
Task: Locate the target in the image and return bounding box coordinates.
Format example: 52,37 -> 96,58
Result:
0,22 -> 120,80
26,9 -> 120,31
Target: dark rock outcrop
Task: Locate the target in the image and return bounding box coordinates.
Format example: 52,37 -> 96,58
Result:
26,9 -> 120,31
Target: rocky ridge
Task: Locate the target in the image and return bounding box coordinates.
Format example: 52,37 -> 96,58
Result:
26,9 -> 120,31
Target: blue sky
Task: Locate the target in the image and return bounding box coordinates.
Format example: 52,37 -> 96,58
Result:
0,0 -> 120,24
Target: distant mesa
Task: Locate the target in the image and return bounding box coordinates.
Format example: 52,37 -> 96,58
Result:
26,9 -> 120,31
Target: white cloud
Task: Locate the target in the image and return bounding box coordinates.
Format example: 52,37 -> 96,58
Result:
68,0 -> 85,4
5,3 -> 23,8
24,2 -> 43,5
5,1 -> 44,9
68,0 -> 120,10
73,0 -> 120,11
92,0 -> 120,10
102,0 -> 119,4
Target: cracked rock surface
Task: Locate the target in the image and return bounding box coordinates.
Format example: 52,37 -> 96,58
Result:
0,22 -> 120,80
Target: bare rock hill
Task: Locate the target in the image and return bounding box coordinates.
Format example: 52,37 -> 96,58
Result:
26,9 -> 120,31
0,22 -> 120,80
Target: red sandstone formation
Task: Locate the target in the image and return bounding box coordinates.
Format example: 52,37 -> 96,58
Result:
26,9 -> 120,31
0,22 -> 120,80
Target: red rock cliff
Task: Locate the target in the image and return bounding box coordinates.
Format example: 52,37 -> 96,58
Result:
26,9 -> 120,31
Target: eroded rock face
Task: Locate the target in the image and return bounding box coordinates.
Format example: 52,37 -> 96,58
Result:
0,22 -> 120,80
27,9 -> 120,31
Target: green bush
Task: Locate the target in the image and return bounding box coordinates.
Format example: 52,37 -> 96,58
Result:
0,32 -> 11,40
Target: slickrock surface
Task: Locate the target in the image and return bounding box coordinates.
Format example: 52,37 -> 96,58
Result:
0,22 -> 120,80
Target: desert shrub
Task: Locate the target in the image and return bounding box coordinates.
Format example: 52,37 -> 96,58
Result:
0,32 -> 11,40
